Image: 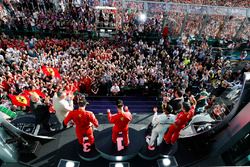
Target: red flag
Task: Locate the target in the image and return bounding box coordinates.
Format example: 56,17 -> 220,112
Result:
41,66 -> 61,79
23,89 -> 46,99
162,26 -> 168,38
8,94 -> 30,107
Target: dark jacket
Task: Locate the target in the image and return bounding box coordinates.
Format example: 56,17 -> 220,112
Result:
30,101 -> 50,124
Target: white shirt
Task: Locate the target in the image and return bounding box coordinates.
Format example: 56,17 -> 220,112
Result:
0,54 -> 4,61
152,112 -> 176,132
159,38 -> 164,45
148,112 -> 176,146
53,94 -> 74,123
111,85 -> 120,93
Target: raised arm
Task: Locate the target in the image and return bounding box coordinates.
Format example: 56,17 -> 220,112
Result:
63,111 -> 73,126
151,107 -> 159,126
189,95 -> 197,107
62,99 -> 74,111
107,109 -> 115,123
89,112 -> 99,128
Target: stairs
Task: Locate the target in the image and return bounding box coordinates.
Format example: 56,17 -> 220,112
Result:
85,96 -> 159,114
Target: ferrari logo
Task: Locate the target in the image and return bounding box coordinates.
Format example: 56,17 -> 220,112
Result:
79,114 -> 82,118
47,68 -> 55,76
120,117 -> 124,121
16,96 -> 27,104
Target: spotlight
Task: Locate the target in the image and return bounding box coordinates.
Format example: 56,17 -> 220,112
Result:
139,13 -> 147,23
66,161 -> 75,167
109,162 -> 130,167
57,159 -> 80,167
157,156 -> 178,167
163,158 -> 171,166
115,163 -> 124,167
115,156 -> 123,161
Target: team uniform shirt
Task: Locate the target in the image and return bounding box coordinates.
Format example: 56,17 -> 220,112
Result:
107,109 -> 132,131
164,105 -> 195,144
175,105 -> 195,129
148,112 -> 176,146
64,109 -> 99,145
107,108 -> 132,146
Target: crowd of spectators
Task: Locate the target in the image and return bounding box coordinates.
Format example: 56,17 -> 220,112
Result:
1,0 -> 249,40
1,0 -> 98,34
0,0 -> 249,119
0,30 -> 249,116
165,0 -> 250,8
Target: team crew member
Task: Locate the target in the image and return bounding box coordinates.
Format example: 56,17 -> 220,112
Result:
107,100 -> 132,147
164,96 -> 197,144
63,97 -> 99,146
169,88 -> 184,114
53,90 -> 74,126
30,93 -> 55,132
147,105 -> 176,150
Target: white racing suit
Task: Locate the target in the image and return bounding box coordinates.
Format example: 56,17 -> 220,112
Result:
148,112 -> 176,146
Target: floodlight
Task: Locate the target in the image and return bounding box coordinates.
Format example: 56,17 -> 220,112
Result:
115,156 -> 123,161
109,162 -> 130,167
139,13 -> 147,23
57,159 -> 80,167
157,156 -> 178,167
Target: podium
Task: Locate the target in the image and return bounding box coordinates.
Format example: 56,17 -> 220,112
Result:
138,129 -> 161,160
78,131 -> 101,161
139,129 -> 178,160
95,127 -> 144,161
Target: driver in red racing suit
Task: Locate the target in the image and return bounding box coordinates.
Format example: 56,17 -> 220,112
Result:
107,100 -> 132,146
164,96 -> 197,144
63,98 -> 98,146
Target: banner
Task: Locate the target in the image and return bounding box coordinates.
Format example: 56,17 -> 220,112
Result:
41,66 -> 61,79
8,94 -> 30,107
23,89 -> 46,99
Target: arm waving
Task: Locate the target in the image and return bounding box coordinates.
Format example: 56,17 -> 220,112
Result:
62,100 -> 74,111
107,109 -> 115,123
63,111 -> 73,126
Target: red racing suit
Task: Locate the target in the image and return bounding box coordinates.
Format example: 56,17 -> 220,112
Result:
64,108 -> 99,145
164,106 -> 195,144
107,107 -> 132,146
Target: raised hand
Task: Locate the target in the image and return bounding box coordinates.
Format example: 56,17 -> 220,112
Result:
124,106 -> 129,111
153,107 -> 158,113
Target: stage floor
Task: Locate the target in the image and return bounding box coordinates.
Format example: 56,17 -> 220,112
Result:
0,109 -> 230,167
12,117 -> 225,167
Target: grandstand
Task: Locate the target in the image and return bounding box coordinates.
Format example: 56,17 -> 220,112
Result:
1,0 -> 250,39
